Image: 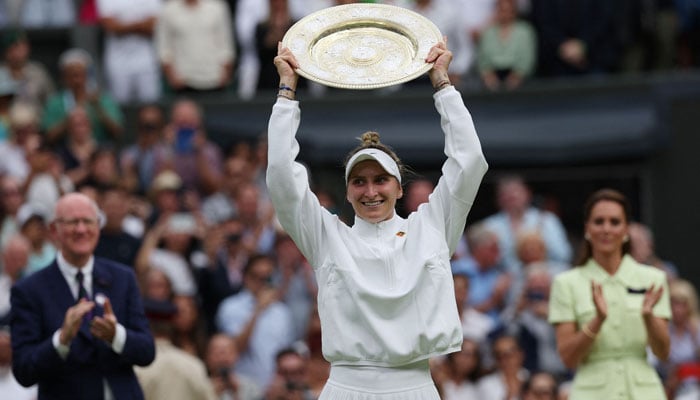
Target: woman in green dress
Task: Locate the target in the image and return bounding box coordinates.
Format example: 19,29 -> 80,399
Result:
549,188 -> 670,400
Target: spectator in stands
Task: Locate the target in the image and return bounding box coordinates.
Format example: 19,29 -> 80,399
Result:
142,267 -> 174,302
437,338 -> 484,399
0,101 -> 40,183
215,254 -> 295,389
234,182 -> 276,255
265,347 -> 316,400
96,0 -> 162,104
0,235 -> 31,324
303,305 -> 329,398
0,29 -> 55,108
42,48 -> 124,145
135,212 -> 201,297
156,0 -> 235,93
15,0 -> 76,27
23,143 -> 74,215
657,279 -> 700,399
458,0 -> 500,79
172,294 -> 209,359
515,230 -> 570,278
135,298 -> 218,400
157,98 -> 223,196
145,169 -> 184,227
273,232 -> 317,342
407,0 -> 474,86
529,0 -> 620,77
503,263 -> 567,378
402,178 -> 435,216
201,155 -> 252,225
452,223 -> 511,327
205,333 -> 262,400
120,104 -> 166,196
198,218 -> 251,333
477,334 -> 530,400
234,0 -> 270,99
83,146 -> 122,190
477,0 -> 537,91
628,221 -> 678,279
482,174 -> 572,277
94,185 -> 142,267
521,371 -> 558,400
0,176 -> 23,247
16,201 -> 55,275
255,0 -> 296,92
55,106 -> 98,187
454,272 -> 494,344
0,326 -> 37,399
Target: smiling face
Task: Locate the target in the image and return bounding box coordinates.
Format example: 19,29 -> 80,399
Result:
346,160 -> 403,223
51,193 -> 101,266
585,199 -> 628,259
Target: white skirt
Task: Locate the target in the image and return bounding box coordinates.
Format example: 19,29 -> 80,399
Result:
319,359 -> 440,400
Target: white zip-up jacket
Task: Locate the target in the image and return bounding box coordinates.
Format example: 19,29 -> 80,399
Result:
266,86 -> 488,367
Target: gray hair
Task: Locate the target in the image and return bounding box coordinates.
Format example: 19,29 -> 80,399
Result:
59,48 -> 93,70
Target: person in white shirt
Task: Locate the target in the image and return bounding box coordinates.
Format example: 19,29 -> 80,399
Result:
97,0 -> 162,104
267,40 -> 488,399
156,0 -> 235,92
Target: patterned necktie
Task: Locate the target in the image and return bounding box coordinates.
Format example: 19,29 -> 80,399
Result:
76,270 -> 89,301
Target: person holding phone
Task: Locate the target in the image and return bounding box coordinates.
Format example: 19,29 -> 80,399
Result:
267,39 -> 488,398
158,98 -> 223,196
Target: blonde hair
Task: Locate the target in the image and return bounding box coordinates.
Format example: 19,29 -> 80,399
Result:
670,279 -> 700,325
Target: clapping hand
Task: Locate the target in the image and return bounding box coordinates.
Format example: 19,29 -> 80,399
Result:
591,281 -> 608,321
60,298 -> 95,345
642,284 -> 664,318
90,297 -> 117,343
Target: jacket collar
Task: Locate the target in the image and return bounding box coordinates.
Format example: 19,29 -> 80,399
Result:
351,213 -> 405,239
581,254 -> 639,285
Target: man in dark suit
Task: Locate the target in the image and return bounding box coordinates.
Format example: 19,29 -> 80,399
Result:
10,192 -> 155,399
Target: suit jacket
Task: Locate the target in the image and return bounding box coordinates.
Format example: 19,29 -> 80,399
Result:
10,257 -> 155,400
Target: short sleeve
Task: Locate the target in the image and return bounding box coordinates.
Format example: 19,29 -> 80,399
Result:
548,273 -> 575,324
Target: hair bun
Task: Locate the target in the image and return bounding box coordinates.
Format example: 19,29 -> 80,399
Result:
360,131 -> 381,146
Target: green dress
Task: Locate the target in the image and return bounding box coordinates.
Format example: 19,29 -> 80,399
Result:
549,254 -> 670,400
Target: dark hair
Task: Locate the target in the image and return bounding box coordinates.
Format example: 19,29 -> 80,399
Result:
242,253 -> 274,277
445,337 -> 482,382
344,131 -> 404,180
574,188 -> 632,266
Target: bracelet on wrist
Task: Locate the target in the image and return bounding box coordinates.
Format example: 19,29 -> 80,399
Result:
433,79 -> 452,91
279,84 -> 296,93
581,324 -> 598,340
277,93 -> 294,101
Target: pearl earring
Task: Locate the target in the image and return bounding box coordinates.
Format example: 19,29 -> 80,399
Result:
584,233 -> 591,241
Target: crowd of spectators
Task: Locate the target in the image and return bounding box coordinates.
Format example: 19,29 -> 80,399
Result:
0,0 -> 699,399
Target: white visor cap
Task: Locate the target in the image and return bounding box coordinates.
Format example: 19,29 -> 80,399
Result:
345,148 -> 402,184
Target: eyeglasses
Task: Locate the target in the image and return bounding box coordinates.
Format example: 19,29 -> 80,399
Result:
55,218 -> 99,228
